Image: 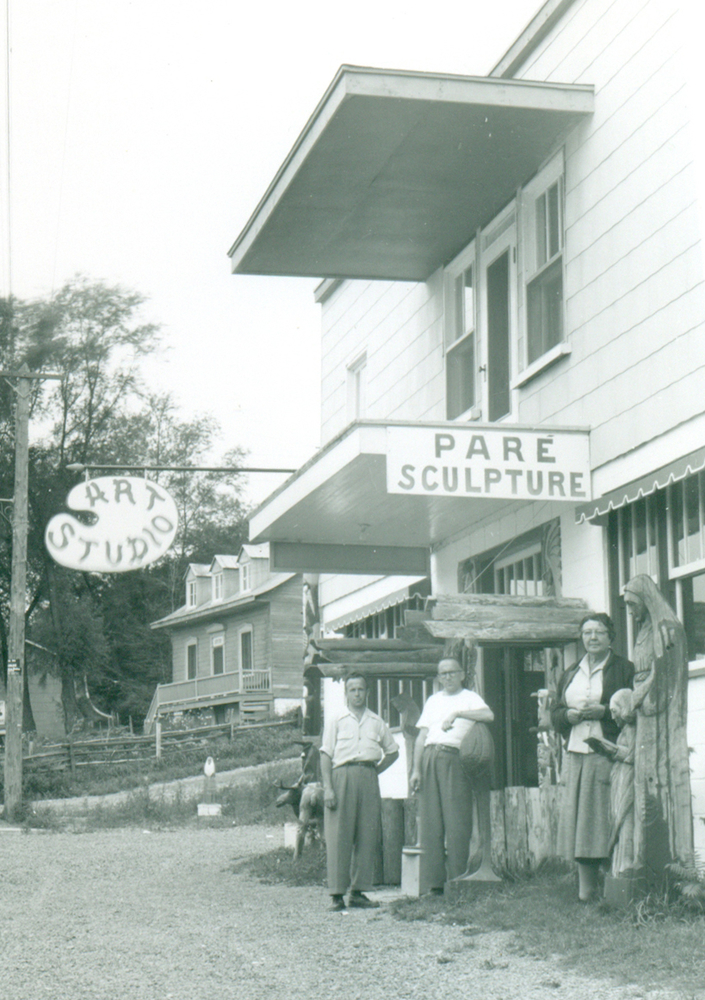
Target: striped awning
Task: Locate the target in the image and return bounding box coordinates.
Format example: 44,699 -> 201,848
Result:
576,446 -> 705,524
324,586 -> 427,632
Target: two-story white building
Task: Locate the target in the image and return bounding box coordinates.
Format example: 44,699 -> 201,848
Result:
228,0 -> 705,855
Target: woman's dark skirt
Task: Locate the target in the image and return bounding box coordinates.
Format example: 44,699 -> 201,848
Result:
557,750 -> 612,860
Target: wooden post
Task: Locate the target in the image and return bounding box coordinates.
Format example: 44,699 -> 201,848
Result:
3,366 -> 31,821
381,798 -> 404,885
155,718 -> 162,759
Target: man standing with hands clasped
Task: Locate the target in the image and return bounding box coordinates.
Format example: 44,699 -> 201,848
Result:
320,673 -> 399,912
410,657 -> 494,893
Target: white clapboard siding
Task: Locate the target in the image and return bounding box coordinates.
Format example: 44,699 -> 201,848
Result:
520,0 -> 671,88
321,277 -> 442,442
567,206 -> 701,338
566,102 -> 690,253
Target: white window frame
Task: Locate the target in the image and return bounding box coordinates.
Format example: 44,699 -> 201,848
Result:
240,562 -> 251,593
211,633 -> 225,675
238,625 -> 254,674
346,351 -> 367,422
187,579 -> 197,607
518,150 -> 568,377
494,542 -> 544,596
186,639 -> 198,680
444,239 -> 479,421
212,571 -> 224,602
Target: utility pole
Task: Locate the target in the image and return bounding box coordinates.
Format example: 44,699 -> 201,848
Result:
2,364 -> 61,822
3,363 -> 30,820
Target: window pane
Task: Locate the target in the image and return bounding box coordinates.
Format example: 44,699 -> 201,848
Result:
446,333 -> 475,418
487,250 -> 511,421
634,500 -> 648,576
682,571 -> 705,660
463,268 -> 474,336
187,644 -> 197,680
212,644 -> 224,675
547,182 -> 561,259
671,481 -> 685,566
241,632 -> 253,673
685,475 -> 702,563
535,193 -> 547,268
527,258 -> 563,363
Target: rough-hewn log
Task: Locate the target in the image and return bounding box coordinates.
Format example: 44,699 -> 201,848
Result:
314,638 -> 439,652
430,603 -> 587,625
314,648 -> 441,665
431,594 -> 588,610
425,621 -> 580,643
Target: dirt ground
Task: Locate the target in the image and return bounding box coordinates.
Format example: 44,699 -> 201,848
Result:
0,823 -> 696,1000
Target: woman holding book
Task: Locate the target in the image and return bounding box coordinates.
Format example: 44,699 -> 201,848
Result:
551,614 -> 634,901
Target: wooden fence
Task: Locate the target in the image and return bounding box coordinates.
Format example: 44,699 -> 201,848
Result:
4,719 -> 296,777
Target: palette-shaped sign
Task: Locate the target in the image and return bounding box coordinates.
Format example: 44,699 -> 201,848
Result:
45,476 -> 179,573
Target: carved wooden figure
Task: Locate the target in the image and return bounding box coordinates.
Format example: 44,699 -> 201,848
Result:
623,575 -> 694,880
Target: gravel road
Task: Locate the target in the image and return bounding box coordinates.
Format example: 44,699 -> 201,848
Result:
0,824 -> 694,1000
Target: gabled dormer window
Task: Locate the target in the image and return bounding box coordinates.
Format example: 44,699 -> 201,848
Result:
212,572 -> 224,602
240,563 -> 251,593
187,580 -> 197,607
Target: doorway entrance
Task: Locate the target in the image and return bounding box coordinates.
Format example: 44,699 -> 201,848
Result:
482,645 -> 562,789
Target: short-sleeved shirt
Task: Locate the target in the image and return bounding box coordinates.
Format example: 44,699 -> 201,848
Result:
417,688 -> 489,749
320,707 -> 397,768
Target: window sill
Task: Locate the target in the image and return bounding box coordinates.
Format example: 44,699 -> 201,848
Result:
511,342 -> 571,390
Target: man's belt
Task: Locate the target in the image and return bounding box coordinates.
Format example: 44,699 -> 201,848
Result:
336,760 -> 378,768
426,744 -> 459,754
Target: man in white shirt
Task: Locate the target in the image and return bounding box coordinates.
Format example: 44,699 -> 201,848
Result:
410,657 -> 494,892
320,673 -> 399,911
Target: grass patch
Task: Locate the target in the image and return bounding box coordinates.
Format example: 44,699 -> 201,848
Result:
389,865 -> 705,996
233,845 -> 327,887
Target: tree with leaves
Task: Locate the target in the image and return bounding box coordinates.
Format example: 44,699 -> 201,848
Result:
1,277 -> 249,730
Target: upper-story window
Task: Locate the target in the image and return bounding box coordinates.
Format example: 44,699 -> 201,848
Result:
347,352 -> 367,421
212,572 -> 224,602
240,563 -> 251,593
447,264 -> 476,419
522,152 -> 564,367
187,580 -> 197,607
444,241 -> 477,420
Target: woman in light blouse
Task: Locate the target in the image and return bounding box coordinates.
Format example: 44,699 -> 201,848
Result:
551,613 -> 634,901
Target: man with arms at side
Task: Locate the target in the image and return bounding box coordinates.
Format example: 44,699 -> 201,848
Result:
410,657 -> 494,893
320,672 -> 399,912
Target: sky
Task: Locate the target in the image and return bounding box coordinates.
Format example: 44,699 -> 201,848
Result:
1,0 -> 546,503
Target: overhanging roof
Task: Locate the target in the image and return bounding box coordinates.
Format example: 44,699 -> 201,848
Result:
228,66 -> 594,282
248,421 -> 589,575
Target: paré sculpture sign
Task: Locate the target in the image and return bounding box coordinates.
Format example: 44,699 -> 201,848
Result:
45,476 -> 179,573
386,425 -> 591,502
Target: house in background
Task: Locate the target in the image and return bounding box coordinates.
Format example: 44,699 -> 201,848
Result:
230,0 -> 705,856
145,543 -> 303,731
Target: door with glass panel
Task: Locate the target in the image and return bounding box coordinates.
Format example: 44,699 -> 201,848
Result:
479,212 -> 516,422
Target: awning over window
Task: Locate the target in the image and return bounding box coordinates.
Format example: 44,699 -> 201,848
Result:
575,446 -> 705,524
228,66 -> 594,282
324,585 -> 426,633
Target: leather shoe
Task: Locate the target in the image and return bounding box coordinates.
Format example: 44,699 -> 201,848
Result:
347,893 -> 380,909
329,895 -> 346,912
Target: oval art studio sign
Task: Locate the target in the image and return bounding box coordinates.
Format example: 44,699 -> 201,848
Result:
45,476 -> 179,573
